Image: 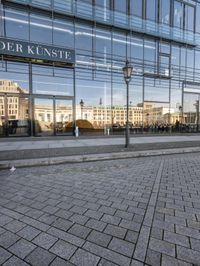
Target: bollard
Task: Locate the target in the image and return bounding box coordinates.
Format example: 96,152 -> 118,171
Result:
75,126 -> 79,137
107,128 -> 110,136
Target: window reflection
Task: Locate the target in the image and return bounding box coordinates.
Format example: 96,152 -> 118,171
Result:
146,0 -> 156,21
53,18 -> 74,48
4,8 -> 29,40
30,13 -> 52,44
159,0 -> 170,25
130,0 -> 143,18
32,65 -> 73,96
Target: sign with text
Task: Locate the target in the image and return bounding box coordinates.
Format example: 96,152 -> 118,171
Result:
0,38 -> 75,64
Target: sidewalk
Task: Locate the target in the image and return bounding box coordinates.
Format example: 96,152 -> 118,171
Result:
1,134 -> 200,169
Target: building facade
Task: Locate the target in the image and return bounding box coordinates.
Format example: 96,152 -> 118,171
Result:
0,0 -> 200,137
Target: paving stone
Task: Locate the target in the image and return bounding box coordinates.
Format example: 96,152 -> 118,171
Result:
108,237 -> 135,257
0,247 -> 12,264
70,248 -> 100,266
52,218 -> 73,231
83,241 -> 131,266
164,231 -> 190,247
85,218 -> 107,232
19,216 -> 50,231
162,254 -> 192,266
0,227 -> 5,235
145,249 -> 161,266
17,225 -> 41,241
4,220 -> 26,233
25,247 -> 55,266
8,239 -> 36,259
101,214 -> 121,226
83,202 -> 100,211
125,230 -> 138,243
104,224 -> 127,239
134,225 -> 150,262
177,245 -> 200,265
176,224 -> 200,240
98,258 -> 118,266
0,215 -> 13,226
25,209 -> 44,219
149,237 -> 175,257
87,230 -> 111,247
38,213 -> 58,225
70,206 -> 87,215
55,209 -> 73,220
43,205 -> 59,215
68,224 -> 91,239
120,219 -> 141,232
150,227 -> 163,240
165,214 -> 186,226
99,206 -> 116,215
85,210 -> 104,220
32,232 -> 58,250
114,210 -> 133,221
2,256 -> 29,266
50,257 -> 74,266
49,239 -> 77,260
0,231 -> 20,248
190,238 -> 200,252
130,259 -> 144,266
69,214 -> 89,225
47,227 -> 85,247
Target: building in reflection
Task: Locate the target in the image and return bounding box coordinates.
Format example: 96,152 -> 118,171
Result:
0,0 -> 200,137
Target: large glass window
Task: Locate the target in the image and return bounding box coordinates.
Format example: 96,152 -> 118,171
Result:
171,45 -> 180,78
174,1 -> 183,29
53,18 -> 74,48
174,1 -> 195,32
144,78 -> 170,103
144,39 -> 157,74
112,31 -> 127,60
95,27 -> 111,57
95,0 -> 111,22
146,0 -> 157,21
185,4 -> 195,32
4,7 -> 29,40
32,65 -> 73,96
0,62 -> 29,94
196,3 -> 200,33
114,0 -> 127,13
76,76 -> 111,130
130,0 -> 143,17
129,36 -> 143,60
75,24 -> 93,56
30,13 -> 53,44
159,0 -> 170,25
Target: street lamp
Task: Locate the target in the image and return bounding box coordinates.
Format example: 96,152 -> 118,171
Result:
80,99 -> 84,120
123,60 -> 133,148
194,100 -> 199,132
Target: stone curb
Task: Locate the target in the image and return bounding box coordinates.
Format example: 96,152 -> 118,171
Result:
1,146 -> 200,170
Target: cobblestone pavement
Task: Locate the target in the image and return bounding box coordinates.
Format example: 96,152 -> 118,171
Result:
0,153 -> 200,265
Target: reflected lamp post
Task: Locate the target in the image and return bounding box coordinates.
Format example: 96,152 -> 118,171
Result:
194,100 -> 199,132
123,60 -> 133,148
80,99 -> 84,120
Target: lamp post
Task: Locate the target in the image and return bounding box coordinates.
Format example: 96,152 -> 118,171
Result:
123,60 -> 133,148
80,99 -> 84,120
194,100 -> 199,132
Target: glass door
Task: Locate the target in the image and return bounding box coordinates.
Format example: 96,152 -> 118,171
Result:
55,99 -> 73,135
34,98 -> 54,136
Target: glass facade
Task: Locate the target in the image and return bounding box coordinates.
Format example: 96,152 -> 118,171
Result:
0,0 -> 200,137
